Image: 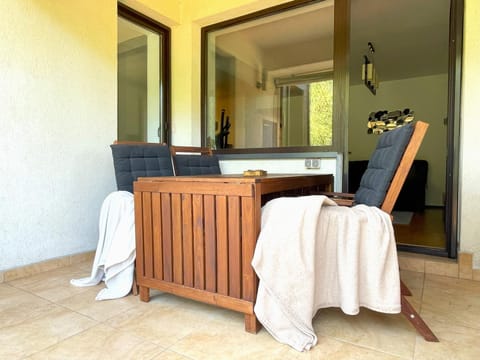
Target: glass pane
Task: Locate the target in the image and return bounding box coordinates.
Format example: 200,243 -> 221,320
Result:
204,0 -> 334,149
309,79 -> 333,146
118,17 -> 162,142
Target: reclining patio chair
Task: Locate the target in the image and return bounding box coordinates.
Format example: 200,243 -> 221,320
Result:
318,120 -> 438,341
110,142 -> 174,193
170,145 -> 221,176
109,141 -> 175,296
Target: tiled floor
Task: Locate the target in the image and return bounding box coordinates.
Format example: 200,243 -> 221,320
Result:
1,262 -> 480,359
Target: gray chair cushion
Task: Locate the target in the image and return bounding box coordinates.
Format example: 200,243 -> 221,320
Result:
354,123 -> 415,207
173,154 -> 221,176
110,144 -> 174,193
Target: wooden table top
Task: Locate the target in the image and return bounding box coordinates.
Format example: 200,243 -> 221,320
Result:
136,173 -> 332,184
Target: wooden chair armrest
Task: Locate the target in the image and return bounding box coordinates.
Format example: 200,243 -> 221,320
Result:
317,191 -> 355,199
310,191 -> 355,207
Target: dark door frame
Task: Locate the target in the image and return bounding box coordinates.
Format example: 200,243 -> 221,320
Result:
397,0 -> 463,259
198,0 -> 463,259
117,3 -> 172,144
446,0 -> 463,258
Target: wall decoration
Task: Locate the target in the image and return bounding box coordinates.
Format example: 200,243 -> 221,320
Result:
362,42 -> 379,95
367,108 -> 415,134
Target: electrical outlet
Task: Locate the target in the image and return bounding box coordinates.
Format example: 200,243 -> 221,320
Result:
305,158 -> 320,169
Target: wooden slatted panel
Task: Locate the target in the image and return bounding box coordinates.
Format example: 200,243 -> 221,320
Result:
192,194 -> 205,289
216,195 -> 229,295
136,181 -> 253,197
241,196 -> 256,301
134,191 -> 145,278
142,192 -> 154,278
182,194 -> 194,287
161,193 -> 173,282
204,195 -> 217,292
227,196 -> 242,298
171,193 -> 183,284
151,193 -> 163,280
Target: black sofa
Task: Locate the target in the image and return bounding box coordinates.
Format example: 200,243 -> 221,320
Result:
348,159 -> 428,212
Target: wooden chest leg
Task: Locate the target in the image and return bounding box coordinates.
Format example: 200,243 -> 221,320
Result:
139,286 -> 150,302
244,313 -> 261,333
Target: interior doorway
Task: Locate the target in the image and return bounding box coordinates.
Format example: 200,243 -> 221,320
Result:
348,0 -> 462,258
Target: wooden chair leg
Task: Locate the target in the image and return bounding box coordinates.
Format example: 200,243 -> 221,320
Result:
401,295 -> 438,342
139,286 -> 150,302
132,273 -> 139,296
400,279 -> 412,296
244,313 -> 261,334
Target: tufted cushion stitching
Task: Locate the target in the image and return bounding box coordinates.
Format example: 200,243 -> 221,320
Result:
173,154 -> 221,176
110,144 -> 174,193
354,123 -> 414,207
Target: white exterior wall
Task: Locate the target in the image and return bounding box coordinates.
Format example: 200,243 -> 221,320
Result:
1,0 -> 480,270
0,0 -> 117,270
459,0 -> 480,267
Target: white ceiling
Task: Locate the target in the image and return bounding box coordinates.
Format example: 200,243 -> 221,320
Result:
350,0 -> 450,84
214,0 -> 451,84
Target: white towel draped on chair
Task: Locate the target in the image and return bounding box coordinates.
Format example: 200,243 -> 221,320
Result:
70,191 -> 136,300
252,195 -> 401,352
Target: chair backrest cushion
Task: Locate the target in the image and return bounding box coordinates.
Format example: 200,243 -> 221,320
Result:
110,143 -> 174,193
173,154 -> 221,176
354,123 -> 414,207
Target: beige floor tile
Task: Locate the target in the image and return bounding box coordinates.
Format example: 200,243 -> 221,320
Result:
313,308 -> 416,359
414,320 -> 480,360
458,252 -> 473,280
424,260 -> 458,278
0,283 -> 47,309
401,270 -> 425,299
104,298 -> 217,348
421,274 -> 480,330
171,321 -> 405,360
169,321 -> 296,360
424,273 -> 480,292
4,260 -> 480,359
398,256 -> 425,273
150,350 -> 194,360
57,287 -> 144,322
0,305 -> 97,359
26,323 -> 166,360
401,270 -> 425,312
7,264 -> 93,302
301,336 -> 410,360
0,285 -> 55,328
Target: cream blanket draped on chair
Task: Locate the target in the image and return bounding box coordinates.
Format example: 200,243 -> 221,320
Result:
70,191 -> 136,300
251,195 -> 401,352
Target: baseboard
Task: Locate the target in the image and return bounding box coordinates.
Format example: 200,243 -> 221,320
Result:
0,251 -> 95,283
2,250 -> 478,283
399,251 -> 480,281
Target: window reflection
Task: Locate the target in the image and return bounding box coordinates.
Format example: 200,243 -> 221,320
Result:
203,0 -> 334,149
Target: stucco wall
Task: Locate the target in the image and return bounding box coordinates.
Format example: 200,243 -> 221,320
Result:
459,0 -> 480,267
0,0 -> 117,271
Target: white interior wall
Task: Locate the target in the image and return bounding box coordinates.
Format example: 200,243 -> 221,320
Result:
0,0 -> 117,271
349,74 -> 448,206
